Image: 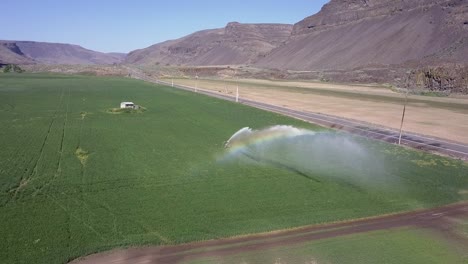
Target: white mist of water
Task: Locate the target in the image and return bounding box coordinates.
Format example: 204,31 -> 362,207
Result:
225,125 -> 314,148
222,125 -> 392,188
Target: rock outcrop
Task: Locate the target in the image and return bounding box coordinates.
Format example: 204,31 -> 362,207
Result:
406,64 -> 468,93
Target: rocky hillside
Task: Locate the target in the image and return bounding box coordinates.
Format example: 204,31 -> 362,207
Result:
256,0 -> 468,70
405,64 -> 468,94
125,22 -> 293,65
0,41 -> 125,65
0,42 -> 35,64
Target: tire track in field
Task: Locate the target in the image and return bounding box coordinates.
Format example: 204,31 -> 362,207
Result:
84,197 -> 171,244
72,96 -> 93,246
61,194 -> 170,245
56,86 -> 71,178
4,87 -> 65,205
1,131 -> 34,193
77,98 -> 87,203
46,193 -> 107,242
24,87 -> 66,193
0,99 -> 38,197
32,86 -> 71,197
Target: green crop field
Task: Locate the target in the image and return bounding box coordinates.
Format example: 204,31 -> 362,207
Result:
187,228 -> 468,264
0,74 -> 467,264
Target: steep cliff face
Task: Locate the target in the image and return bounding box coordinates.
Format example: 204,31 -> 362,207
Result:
256,0 -> 468,70
292,0 -> 465,35
125,23 -> 293,65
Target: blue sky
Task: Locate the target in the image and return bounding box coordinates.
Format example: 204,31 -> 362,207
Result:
2,0 -> 329,53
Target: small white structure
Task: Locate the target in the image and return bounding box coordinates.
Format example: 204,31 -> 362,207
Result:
120,102 -> 135,109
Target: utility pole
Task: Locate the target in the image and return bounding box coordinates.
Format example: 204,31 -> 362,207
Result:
234,68 -> 239,102
398,90 -> 409,145
224,79 -> 227,94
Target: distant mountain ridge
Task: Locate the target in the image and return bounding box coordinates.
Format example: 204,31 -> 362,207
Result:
125,22 -> 293,65
125,0 -> 467,70
1,0 -> 467,71
0,41 -> 125,65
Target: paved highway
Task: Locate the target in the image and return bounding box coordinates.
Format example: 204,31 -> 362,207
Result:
127,69 -> 468,160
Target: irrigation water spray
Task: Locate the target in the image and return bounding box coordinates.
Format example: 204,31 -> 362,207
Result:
222,125 -> 391,188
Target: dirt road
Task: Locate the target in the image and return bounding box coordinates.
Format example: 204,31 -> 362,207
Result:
71,202 -> 468,264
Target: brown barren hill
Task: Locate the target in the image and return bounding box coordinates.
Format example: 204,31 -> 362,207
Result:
0,42 -> 35,65
256,0 -> 468,70
125,22 -> 293,66
0,41 -> 125,65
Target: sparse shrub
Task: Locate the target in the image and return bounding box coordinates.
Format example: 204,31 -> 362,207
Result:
106,106 -> 146,114
2,64 -> 24,73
